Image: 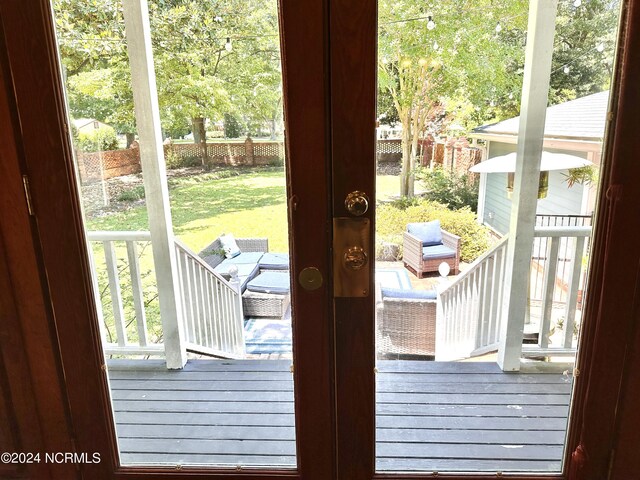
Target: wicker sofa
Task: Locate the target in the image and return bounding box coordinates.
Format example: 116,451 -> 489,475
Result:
403,222 -> 461,278
199,237 -> 291,318
375,283 -> 437,357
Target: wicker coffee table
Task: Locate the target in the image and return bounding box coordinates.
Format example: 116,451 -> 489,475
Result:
242,290 -> 291,317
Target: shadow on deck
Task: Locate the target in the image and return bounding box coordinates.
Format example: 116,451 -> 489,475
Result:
108,359 -> 572,472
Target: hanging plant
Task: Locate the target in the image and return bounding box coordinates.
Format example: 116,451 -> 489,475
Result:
563,165 -> 598,188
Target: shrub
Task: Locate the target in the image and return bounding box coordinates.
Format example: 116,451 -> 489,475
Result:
223,113 -> 243,138
415,165 -> 479,212
76,125 -> 119,152
117,185 -> 146,202
376,198 -> 491,263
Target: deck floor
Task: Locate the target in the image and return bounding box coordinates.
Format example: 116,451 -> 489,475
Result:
108,359 -> 572,472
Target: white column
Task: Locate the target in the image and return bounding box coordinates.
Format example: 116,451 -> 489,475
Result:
122,0 -> 187,368
497,0 -> 558,371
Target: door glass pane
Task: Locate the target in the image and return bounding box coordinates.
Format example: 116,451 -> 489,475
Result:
52,0 -> 295,468
375,0 -> 622,473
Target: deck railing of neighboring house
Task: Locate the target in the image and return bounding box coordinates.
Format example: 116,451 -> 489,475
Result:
436,225 -> 591,361
174,239 -> 245,358
87,231 -> 245,359
436,236 -> 509,361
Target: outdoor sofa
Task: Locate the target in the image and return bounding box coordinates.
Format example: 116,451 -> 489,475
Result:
199,236 -> 291,317
375,271 -> 438,357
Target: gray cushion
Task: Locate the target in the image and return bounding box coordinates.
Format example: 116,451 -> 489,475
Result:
213,252 -> 264,275
408,220 -> 443,246
422,244 -> 456,260
382,287 -> 437,300
214,262 -> 259,280
259,252 -> 289,270
246,271 -> 290,294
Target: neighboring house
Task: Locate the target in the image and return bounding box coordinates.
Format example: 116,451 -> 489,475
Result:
72,117 -> 111,134
471,91 -> 608,234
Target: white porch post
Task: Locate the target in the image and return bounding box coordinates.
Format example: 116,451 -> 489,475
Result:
122,0 -> 187,368
497,0 -> 558,371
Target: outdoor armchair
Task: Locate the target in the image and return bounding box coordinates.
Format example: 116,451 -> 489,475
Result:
403,220 -> 460,277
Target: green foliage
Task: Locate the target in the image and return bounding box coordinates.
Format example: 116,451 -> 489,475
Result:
416,166 -> 479,212
377,199 -> 491,263
563,166 -> 599,188
223,114 -> 243,138
75,125 -> 119,152
166,149 -> 204,169
116,185 -> 146,202
377,0 -> 620,196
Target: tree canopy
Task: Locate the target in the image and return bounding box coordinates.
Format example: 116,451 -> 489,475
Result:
54,0 -> 283,143
377,0 -> 620,196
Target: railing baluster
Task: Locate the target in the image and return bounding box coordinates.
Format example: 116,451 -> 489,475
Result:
540,237 -> 560,348
103,240 -> 127,346
126,240 -> 148,346
563,236 -> 586,348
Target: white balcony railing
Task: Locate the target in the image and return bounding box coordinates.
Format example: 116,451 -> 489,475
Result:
87,231 -> 245,359
174,239 -> 245,358
436,226 -> 591,361
86,230 -> 162,356
436,236 -> 509,361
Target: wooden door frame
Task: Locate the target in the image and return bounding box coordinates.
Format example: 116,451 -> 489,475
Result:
0,0 -> 335,478
329,0 -> 640,479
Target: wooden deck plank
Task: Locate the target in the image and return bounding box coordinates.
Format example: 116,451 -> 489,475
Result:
113,400 -> 567,419
375,458 -> 561,472
108,359 -> 572,472
111,389 -> 294,402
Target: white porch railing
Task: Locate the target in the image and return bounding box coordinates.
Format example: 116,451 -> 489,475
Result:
174,239 -> 245,358
87,230 -> 163,356
436,236 -> 509,361
87,231 -> 245,359
436,226 -> 591,361
522,226 -> 591,357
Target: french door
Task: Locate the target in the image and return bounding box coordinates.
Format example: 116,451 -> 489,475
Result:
1,0 -> 640,478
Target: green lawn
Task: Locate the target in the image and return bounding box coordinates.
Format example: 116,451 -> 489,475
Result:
86,167 -> 404,254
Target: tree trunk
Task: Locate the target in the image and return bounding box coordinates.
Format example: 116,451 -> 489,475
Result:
269,118 -> 277,140
192,117 -> 206,144
400,111 -> 413,197
126,133 -> 135,148
192,117 -> 210,168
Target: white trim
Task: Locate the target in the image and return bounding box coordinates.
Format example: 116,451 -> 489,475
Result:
498,0 -> 559,372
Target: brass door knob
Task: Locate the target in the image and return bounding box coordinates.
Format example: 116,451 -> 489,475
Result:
345,191 -> 369,216
343,246 -> 368,270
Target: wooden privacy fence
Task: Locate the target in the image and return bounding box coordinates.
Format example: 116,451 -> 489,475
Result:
376,137 -> 483,176
75,138 -> 286,184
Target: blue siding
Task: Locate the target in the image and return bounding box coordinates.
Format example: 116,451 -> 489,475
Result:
482,143 -> 586,235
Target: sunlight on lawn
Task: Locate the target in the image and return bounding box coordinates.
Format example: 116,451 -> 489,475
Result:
85,169 -> 404,255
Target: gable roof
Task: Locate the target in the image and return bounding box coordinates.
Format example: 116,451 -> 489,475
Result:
473,90 -> 609,141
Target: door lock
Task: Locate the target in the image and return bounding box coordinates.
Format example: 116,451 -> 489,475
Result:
343,246 -> 367,270
333,217 -> 370,297
344,191 -> 369,216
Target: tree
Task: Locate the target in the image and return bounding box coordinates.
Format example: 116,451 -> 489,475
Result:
379,0 -> 620,198
378,0 -> 528,197
54,0 -> 284,155
148,0 -> 282,158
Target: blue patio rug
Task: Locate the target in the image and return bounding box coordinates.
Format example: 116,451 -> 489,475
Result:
375,268 -> 413,290
244,318 -> 292,354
